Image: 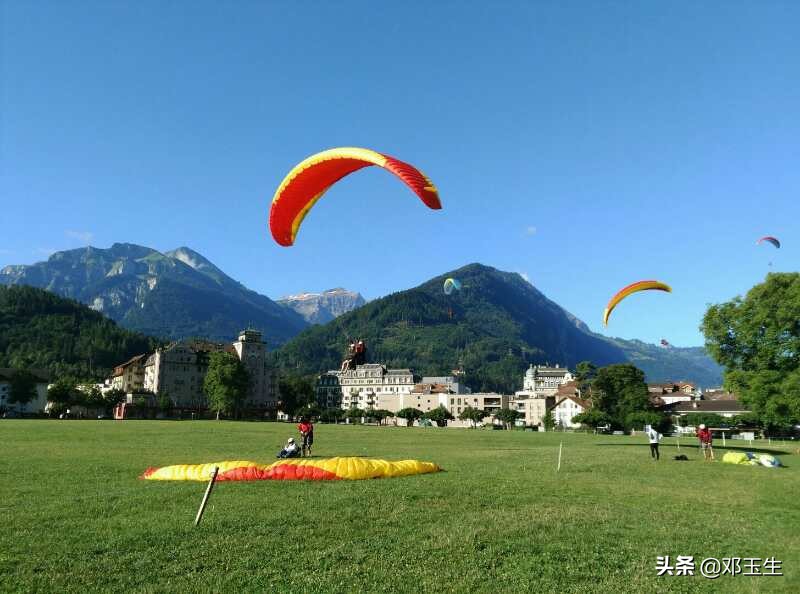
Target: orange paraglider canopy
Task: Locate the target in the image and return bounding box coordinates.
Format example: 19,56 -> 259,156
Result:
602,280 -> 672,326
269,147 -> 441,246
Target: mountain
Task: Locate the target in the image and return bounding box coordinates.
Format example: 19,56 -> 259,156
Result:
274,263 -> 722,391
0,285 -> 157,380
610,339 -> 723,388
0,244 -> 307,347
278,288 -> 366,324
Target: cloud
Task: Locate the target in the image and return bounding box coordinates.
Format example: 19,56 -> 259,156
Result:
524,226 -> 537,236
65,230 -> 93,244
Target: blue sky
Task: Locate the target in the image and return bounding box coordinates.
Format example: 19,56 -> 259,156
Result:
2,1 -> 798,346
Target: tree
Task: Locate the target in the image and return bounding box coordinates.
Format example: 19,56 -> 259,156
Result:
458,406 -> 486,427
592,364 -> 652,429
423,405 -> 454,427
397,407 -> 423,427
47,377 -> 78,411
319,407 -> 344,424
495,407 -> 519,429
296,403 -> 322,419
278,375 -> 315,415
371,409 -> 394,426
702,273 -> 800,433
624,411 -> 669,433
79,384 -> 105,410
203,351 -> 250,420
345,407 -> 365,424
157,391 -> 173,414
572,408 -> 611,430
7,369 -> 38,411
676,413 -> 728,429
543,407 -> 555,431
103,388 -> 126,407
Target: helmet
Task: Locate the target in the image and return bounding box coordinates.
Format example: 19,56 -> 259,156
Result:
699,424 -> 706,430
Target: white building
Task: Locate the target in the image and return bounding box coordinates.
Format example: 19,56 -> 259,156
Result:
316,364 -> 415,411
551,395 -> 590,429
0,368 -> 49,414
421,376 -> 470,395
511,364 -> 574,427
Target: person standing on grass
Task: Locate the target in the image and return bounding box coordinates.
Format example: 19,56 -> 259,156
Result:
696,424 -> 714,461
646,424 -> 661,460
298,416 -> 314,457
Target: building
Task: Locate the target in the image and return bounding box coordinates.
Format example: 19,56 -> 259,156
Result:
420,376 -> 470,394
115,329 -> 278,415
511,364 -> 574,427
519,364 -> 574,398
702,390 -> 738,401
0,368 -> 49,414
551,395 -> 591,429
446,393 -> 510,418
667,399 -> 749,420
316,364 -> 416,411
110,354 -> 147,393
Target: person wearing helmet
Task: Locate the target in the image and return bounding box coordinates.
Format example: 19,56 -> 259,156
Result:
696,424 -> 714,461
277,437 -> 301,459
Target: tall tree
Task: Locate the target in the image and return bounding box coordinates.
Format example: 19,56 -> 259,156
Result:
495,407 -> 519,429
591,364 -> 652,429
423,405 -> 454,426
397,407 -> 423,427
8,369 -> 39,411
203,351 -> 250,420
702,273 -> 800,433
458,406 -> 486,427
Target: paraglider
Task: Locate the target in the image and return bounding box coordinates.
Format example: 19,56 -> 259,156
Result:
269,147 -> 441,246
141,457 -> 441,481
660,339 -> 671,348
443,277 -> 462,295
757,236 -> 780,249
602,280 -> 672,327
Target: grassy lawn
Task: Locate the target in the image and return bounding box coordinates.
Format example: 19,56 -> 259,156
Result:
1,420 -> 798,593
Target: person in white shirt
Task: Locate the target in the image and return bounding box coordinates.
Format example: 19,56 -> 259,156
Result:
277,437 -> 301,459
646,424 -> 661,460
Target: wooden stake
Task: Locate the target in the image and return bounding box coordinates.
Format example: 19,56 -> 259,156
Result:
194,466 -> 219,526
557,441 -> 563,472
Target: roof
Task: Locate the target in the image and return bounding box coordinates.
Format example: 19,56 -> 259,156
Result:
0,368 -> 50,382
411,383 -> 451,394
669,400 -> 749,413
702,390 -> 738,401
555,381 -> 581,396
114,354 -> 148,369
554,395 -> 590,409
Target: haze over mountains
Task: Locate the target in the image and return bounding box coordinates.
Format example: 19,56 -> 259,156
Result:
0,246 -> 722,387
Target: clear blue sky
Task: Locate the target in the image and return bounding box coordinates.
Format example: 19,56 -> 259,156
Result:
2,1 -> 798,346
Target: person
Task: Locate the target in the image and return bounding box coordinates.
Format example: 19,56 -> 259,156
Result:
298,417 -> 314,457
277,437 -> 301,459
696,424 -> 714,461
646,424 -> 661,460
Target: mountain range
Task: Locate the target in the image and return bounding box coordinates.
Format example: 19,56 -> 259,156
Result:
274,263 -> 723,391
278,288 -> 366,324
0,244 -> 306,348
0,246 -> 722,387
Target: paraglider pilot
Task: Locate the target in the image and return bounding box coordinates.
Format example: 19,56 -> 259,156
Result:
277,437 -> 301,459
298,417 -> 314,457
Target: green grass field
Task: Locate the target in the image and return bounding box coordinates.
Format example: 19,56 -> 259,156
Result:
2,421 -> 798,593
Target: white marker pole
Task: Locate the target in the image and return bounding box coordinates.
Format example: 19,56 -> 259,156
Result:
194,466 -> 219,526
557,441 -> 563,472
722,432 -> 726,447
677,436 -> 680,451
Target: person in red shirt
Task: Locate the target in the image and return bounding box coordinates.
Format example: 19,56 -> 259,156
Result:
298,417 -> 314,457
696,424 -> 714,461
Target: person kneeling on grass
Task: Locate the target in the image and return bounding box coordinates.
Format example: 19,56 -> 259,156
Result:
646,424 -> 661,460
277,437 -> 301,459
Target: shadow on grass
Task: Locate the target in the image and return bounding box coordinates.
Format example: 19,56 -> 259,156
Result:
595,443 -> 792,456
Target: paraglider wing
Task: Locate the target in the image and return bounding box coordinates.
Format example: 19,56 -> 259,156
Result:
757,236 -> 781,249
602,280 -> 672,327
269,147 -> 441,246
443,277 -> 461,295
141,457 -> 441,481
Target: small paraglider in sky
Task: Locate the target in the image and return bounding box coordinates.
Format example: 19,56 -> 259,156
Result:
660,339 -> 671,348
756,236 -> 781,249
443,277 -> 462,295
269,147 -> 441,246
603,280 -> 672,327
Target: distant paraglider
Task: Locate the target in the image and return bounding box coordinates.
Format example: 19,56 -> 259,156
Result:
603,280 -> 672,327
660,339 -> 671,348
269,147 -> 441,246
443,277 -> 462,295
757,236 -> 781,249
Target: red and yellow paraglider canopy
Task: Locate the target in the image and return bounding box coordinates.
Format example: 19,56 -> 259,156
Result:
603,280 -> 672,327
269,147 -> 441,246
